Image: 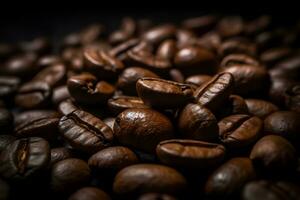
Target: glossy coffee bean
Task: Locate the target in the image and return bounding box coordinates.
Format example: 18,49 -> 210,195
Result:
216,95 -> 249,118
157,39 -> 177,61
218,38 -> 257,57
185,74 -> 212,87
51,158 -> 91,194
264,111 -> 300,142
169,69 -> 185,83
59,110 -> 114,154
33,63 -> 66,87
103,117 -> 115,130
58,99 -> 80,115
0,137 -> 50,181
138,193 -> 177,200
242,180 -> 300,200
0,135 -> 16,153
194,72 -> 234,111
250,135 -> 297,172
107,96 -> 148,115
109,38 -> 141,61
156,139 -> 225,169
205,157 -> 256,198
113,164 -> 187,197
50,147 -> 73,166
220,54 -> 260,68
0,108 -> 13,133
52,85 -> 71,106
117,67 -> 160,95
88,146 -> 139,175
143,24 -> 176,45
218,115 -> 262,148
114,108 -> 174,153
69,187 -> 111,200
67,73 -> 115,105
245,99 -> 279,119
178,103 -> 218,141
0,76 -> 20,100
136,77 -> 194,108
285,84 -> 300,113
15,81 -> 52,109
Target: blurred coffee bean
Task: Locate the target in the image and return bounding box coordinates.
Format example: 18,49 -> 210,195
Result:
219,38 -> 257,57
182,15 -> 218,35
0,76 -> 20,100
69,187 -> 111,200
185,74 -> 212,87
255,29 -> 285,52
0,108 -> 13,133
285,84 -> 300,112
169,69 -> 185,83
50,147 -> 73,166
244,15 -> 272,36
245,99 -> 279,119
221,54 -> 260,68
260,47 -> 292,67
156,39 -> 177,61
109,17 -> 136,45
217,16 -> 244,38
19,37 -> 51,55
33,63 -> 66,87
143,24 -> 176,46
107,96 -> 148,115
52,85 -> 71,106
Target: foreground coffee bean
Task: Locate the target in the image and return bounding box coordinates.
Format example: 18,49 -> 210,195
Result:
113,164 -> 187,197
250,135 -> 297,172
59,110 -> 114,153
156,139 -> 225,169
218,114 -> 262,148
0,137 -> 50,181
114,108 -> 174,153
205,157 -> 256,198
50,147 -> 73,166
69,187 -> 111,200
216,94 -> 249,118
136,77 -> 194,108
245,99 -> 279,119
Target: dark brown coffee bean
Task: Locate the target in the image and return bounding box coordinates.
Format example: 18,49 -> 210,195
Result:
216,95 -> 249,118
269,78 -> 295,106
244,15 -> 271,36
217,16 -> 244,38
250,135 -> 297,172
174,46 -> 218,76
185,74 -> 212,87
138,193 -> 177,200
143,24 -> 176,45
220,54 -> 260,68
108,96 -> 148,115
33,63 -> 66,87
194,72 -> 234,111
260,47 -> 292,67
169,69 -> 185,83
242,180 -> 300,200
114,108 -> 174,153
285,84 -> 300,113
52,85 -> 71,106
19,37 -> 51,55
109,17 -> 136,45
182,15 -> 218,35
59,110 -> 114,153
218,114 -> 262,148
88,146 -> 139,174
245,99 -> 279,119
0,137 -> 50,181
117,67 -> 160,95
0,76 -> 20,100
103,117 -> 115,130
83,49 -> 124,79
109,38 -> 140,60
255,30 -> 285,52
205,157 -> 256,197
50,147 -> 73,166
80,24 -> 104,45
67,73 -> 115,105
0,108 -> 13,133
136,77 -> 194,108
156,39 -> 177,61
156,139 -> 225,168
37,55 -> 61,69
0,135 -> 16,153
69,187 -> 111,200
270,55 -> 300,80
14,109 -> 60,126
113,164 -> 187,197
58,99 -> 80,115
178,103 -> 218,141
51,158 -> 91,194
264,111 -> 300,142
219,38 -> 257,57
176,29 -> 197,48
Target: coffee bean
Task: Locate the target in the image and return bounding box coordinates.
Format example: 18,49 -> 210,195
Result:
217,16 -> 244,38
0,135 -> 16,153
156,139 -> 225,169
51,158 -> 91,194
37,55 -> 61,69
285,84 -> 300,113
194,72 -> 234,111
109,38 -> 140,60
58,99 -> 79,115
138,193 -> 177,200
205,157 -> 256,197
33,63 -> 66,87
245,99 -> 279,119
156,39 -> 177,61
178,103 -> 218,141
59,110 -> 114,153
109,17 -> 136,45
255,30 -> 285,52
0,108 -> 14,133
117,67 -> 160,95
50,147 -> 73,166
114,108 -> 174,153
113,164 -> 187,197
250,135 -> 297,172
216,95 -> 249,118
219,38 -> 257,57
169,69 -> 185,83
0,76 -> 20,100
242,180 -> 300,200
143,24 -> 176,45
103,117 -> 115,130
185,74 -> 212,87
67,73 -> 115,105
136,77 -> 194,108
69,187 -> 111,200
52,85 -> 71,106
221,54 -> 260,68
260,47 -> 292,67
19,37 -> 51,55
244,16 -> 271,37
218,114 -> 262,148
15,81 -> 52,109
108,96 -> 148,115
0,137 -> 50,181
182,15 -> 218,35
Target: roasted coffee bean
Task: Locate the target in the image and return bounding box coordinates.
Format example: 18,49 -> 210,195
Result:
216,95 -> 249,118
260,47 -> 292,67
156,39 -> 177,61
264,111 -> 300,142
169,69 -> 185,83
0,178 -> 10,200
185,74 -> 212,87
88,146 -> 139,175
182,15 -> 218,35
109,17 -> 136,45
0,76 -> 20,100
174,46 -> 218,76
245,99 -> 279,119
218,38 -> 257,57
269,78 -> 295,106
0,137 -> 50,181
271,54 -> 300,80
250,135 -> 297,172
15,81 -> 52,109
114,108 -> 174,153
242,180 -> 300,200
0,108 -> 13,133
217,16 -> 244,38
285,84 -> 300,112
51,158 -> 91,194
176,29 -> 197,48
113,164 -> 187,197
222,65 -> 269,96
33,63 -> 66,87
59,110 -> 114,153
52,85 -> 71,106
0,135 -> 16,153
178,103 -> 218,141
218,114 -> 262,148
143,24 -> 176,45
194,72 -> 234,111
136,77 -> 194,108
156,139 -> 225,169
138,193 -> 177,200
256,30 -> 285,52
67,73 -> 115,105
220,54 -> 260,68
50,147 -> 73,166
37,55 -> 61,69
19,37 -> 51,55
83,49 -> 124,79
244,15 -> 271,37
69,187 -> 111,200
109,38 -> 140,60
108,96 -> 148,115
205,157 -> 256,198
117,67 -> 160,95
58,99 -> 79,115
103,117 -> 115,130
14,110 -> 60,140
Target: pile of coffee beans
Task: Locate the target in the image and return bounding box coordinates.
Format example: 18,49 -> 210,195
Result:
1,15 -> 300,200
